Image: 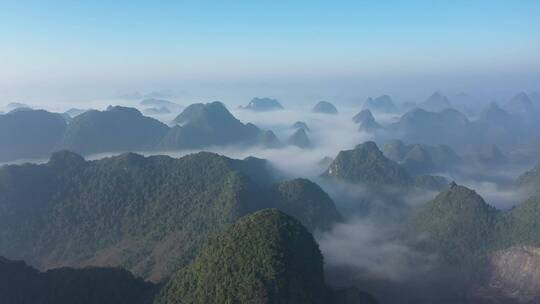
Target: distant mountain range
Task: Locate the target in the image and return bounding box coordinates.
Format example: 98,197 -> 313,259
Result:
140,98 -> 182,112
62,106 -> 169,155
0,109 -> 67,161
381,139 -> 462,175
361,95 -> 396,113
240,97 -> 284,111
0,102 -> 280,162
164,101 -> 267,149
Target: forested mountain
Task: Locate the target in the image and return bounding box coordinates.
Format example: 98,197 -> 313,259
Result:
515,164 -> 540,195
62,106 -> 169,155
0,109 -> 67,162
412,183 -> 498,266
501,196 -> 540,247
410,180 -> 540,275
321,141 -> 448,191
409,182 -> 540,302
271,178 -> 342,231
162,101 -> 263,149
0,256 -> 157,304
0,151 -> 340,282
322,141 -> 413,187
154,209 -> 375,304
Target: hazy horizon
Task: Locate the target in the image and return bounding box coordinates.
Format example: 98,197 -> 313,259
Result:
1,1 -> 539,107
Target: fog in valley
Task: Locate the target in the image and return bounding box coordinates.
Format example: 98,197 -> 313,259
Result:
3,88 -> 540,303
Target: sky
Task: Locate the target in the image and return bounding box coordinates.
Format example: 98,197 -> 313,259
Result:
1,0 -> 539,106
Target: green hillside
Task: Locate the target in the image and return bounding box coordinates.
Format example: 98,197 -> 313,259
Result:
0,151 -> 340,282
155,209 -> 330,304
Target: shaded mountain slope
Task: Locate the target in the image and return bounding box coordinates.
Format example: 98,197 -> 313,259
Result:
0,109 -> 67,162
0,256 -> 157,304
155,209 -> 374,304
62,106 -> 168,155
163,101 -> 262,149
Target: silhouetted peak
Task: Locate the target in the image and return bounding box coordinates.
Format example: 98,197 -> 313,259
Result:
352,109 -> 375,123
172,101 -> 235,125
292,121 -> 310,132
288,128 -> 311,149
312,101 -> 338,114
354,141 -> 382,154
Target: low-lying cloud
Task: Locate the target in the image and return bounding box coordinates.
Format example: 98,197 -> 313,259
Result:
318,217 -> 435,282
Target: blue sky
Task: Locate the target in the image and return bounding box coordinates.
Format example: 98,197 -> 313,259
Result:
1,1 -> 539,103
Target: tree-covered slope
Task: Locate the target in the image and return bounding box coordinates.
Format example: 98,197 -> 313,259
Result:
321,141 -> 449,192
389,108 -> 473,152
0,109 -> 67,162
515,164 -> 540,195
154,209 -> 329,304
0,151 -> 340,282
499,196 -> 540,247
412,183 -> 498,265
322,141 -> 414,187
0,256 -> 157,304
61,106 -> 169,155
271,178 -> 342,231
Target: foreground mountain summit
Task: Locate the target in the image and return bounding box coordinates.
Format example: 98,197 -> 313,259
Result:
156,209 -> 376,304
1,210 -> 376,304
